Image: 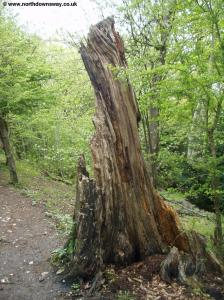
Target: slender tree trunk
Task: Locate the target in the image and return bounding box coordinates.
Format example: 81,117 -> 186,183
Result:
187,102 -> 206,160
142,111 -> 158,186
149,107 -> 160,156
146,35 -> 168,187
145,66 -> 165,187
0,136 -> 3,150
148,107 -> 159,186
142,112 -> 149,153
207,129 -> 223,247
66,17 -> 223,281
0,117 -> 18,184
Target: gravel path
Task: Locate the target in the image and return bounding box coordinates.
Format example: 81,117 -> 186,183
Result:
0,184 -> 70,300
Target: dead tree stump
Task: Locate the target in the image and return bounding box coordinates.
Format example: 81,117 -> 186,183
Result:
65,17 -> 223,282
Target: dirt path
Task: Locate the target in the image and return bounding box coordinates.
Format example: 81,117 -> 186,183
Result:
0,184 -> 71,300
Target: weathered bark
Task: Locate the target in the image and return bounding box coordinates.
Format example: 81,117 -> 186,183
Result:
66,17 -> 223,281
0,117 -> 18,184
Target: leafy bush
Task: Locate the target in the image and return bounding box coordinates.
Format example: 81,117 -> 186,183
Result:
182,159 -> 224,212
156,149 -> 187,189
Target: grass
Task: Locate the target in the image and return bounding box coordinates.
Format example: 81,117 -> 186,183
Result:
0,152 -> 74,236
117,291 -> 135,300
160,188 -> 186,201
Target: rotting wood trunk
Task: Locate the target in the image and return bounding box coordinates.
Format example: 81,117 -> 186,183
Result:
0,117 -> 18,184
66,17 -> 223,281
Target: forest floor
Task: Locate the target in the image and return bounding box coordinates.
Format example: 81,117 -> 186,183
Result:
0,159 -> 223,300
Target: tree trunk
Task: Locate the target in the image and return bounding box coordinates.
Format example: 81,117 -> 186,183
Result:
141,112 -> 157,185
0,135 -> 3,150
207,129 -> 223,247
148,107 -> 159,186
187,102 -> 206,160
66,17 -> 223,281
0,117 -> 18,184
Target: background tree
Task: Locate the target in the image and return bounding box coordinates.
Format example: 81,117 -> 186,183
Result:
0,11 -> 53,183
